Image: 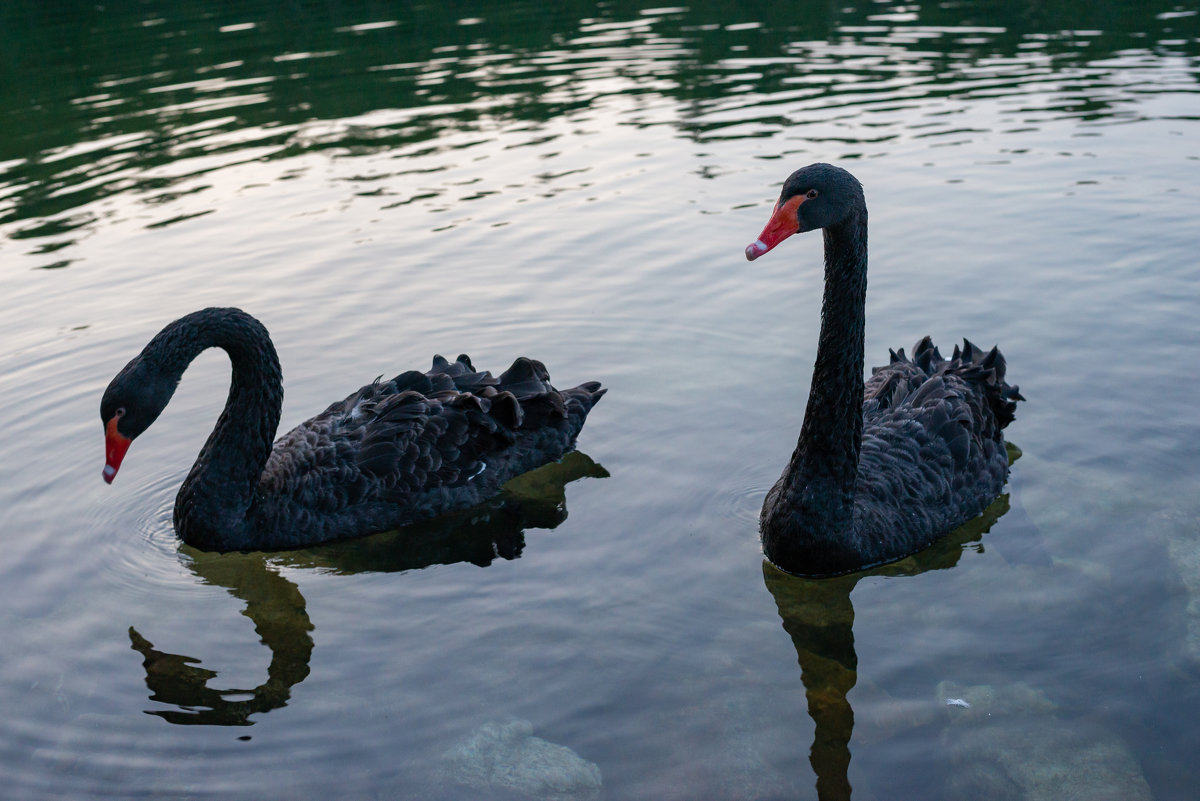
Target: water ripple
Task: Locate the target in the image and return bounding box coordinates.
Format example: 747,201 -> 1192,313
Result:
704,460 -> 775,536
91,470 -> 195,601
4,2 -> 1196,262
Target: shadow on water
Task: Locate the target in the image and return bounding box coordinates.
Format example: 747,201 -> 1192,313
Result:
761,451 -> 1022,801
128,451 -> 606,726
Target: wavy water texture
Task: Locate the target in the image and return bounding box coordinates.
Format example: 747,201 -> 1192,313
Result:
2,2 -> 1200,800
2,1 -> 1197,267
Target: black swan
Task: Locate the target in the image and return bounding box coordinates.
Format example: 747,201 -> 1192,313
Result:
744,163 -> 1023,576
100,307 -> 605,552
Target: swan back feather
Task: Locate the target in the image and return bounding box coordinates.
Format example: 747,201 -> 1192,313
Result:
233,355 -> 603,551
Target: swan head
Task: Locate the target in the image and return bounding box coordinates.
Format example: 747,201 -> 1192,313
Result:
99,356 -> 178,483
745,163 -> 865,261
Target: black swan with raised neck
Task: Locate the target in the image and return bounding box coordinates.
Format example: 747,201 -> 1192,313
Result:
745,164 -> 1023,577
100,307 -> 605,552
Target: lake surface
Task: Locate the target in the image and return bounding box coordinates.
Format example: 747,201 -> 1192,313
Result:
3,2 -> 1199,799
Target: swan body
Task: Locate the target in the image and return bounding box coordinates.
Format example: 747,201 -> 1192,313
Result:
745,164 -> 1022,576
100,308 -> 605,551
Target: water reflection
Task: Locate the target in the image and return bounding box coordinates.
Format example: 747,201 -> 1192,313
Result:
3,1 -> 1197,262
129,553 -> 311,727
762,492 -> 1013,800
129,451 -> 606,726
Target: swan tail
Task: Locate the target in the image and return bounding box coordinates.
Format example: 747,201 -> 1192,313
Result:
562,381 -> 606,416
419,354 -> 604,432
946,338 -> 1023,431
869,337 -> 1023,430
377,355 -> 594,433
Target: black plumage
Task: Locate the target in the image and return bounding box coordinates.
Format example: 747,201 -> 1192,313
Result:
745,164 -> 1023,576
100,308 -> 604,551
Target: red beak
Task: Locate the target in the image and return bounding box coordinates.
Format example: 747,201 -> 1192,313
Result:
745,195 -> 805,261
103,417 -> 132,484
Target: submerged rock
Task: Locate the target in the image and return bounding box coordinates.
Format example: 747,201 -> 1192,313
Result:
441,718 -> 602,801
1156,507 -> 1200,669
936,681 -> 1152,801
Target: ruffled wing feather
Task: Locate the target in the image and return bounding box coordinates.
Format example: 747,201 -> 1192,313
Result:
854,337 -> 1023,545
254,355 -> 604,545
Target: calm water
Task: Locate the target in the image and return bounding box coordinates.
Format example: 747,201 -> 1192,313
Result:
3,1 -> 1200,799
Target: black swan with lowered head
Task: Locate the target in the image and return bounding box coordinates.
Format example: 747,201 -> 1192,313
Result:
745,164 -> 1023,576
100,308 -> 605,551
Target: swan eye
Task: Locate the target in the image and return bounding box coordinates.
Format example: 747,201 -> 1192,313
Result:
115,407 -> 126,418
806,189 -> 819,200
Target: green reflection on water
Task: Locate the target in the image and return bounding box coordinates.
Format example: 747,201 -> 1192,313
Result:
129,450 -> 605,726
128,552 -> 313,727
2,0 -> 1196,254
763,490 -> 1013,801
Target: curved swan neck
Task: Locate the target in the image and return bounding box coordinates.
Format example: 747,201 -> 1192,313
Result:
785,207 -> 869,530
167,309 -> 283,549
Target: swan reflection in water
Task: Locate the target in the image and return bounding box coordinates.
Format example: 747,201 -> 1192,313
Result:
763,447 -> 1035,800
128,451 -> 607,726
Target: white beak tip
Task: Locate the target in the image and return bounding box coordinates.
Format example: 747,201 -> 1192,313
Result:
745,240 -> 768,261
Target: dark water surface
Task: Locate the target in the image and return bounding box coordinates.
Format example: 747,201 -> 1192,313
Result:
3,2 -> 1199,799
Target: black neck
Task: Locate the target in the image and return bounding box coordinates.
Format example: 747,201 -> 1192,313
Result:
161,309 -> 282,549
784,209 -> 868,532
